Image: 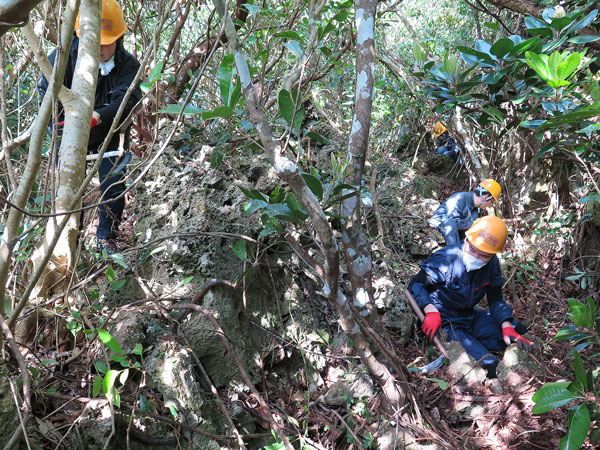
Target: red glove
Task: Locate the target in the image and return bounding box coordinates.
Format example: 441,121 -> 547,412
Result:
422,311 -> 441,339
502,327 -> 533,351
90,117 -> 98,128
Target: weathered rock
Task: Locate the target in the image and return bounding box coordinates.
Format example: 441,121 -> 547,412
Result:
445,341 -> 487,386
497,344 -> 541,386
108,310 -> 148,354
0,361 -> 18,444
322,366 -> 375,406
144,339 -> 220,449
376,418 -> 442,450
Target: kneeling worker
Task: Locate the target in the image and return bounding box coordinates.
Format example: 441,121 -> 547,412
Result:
408,216 -> 532,379
429,179 -> 501,246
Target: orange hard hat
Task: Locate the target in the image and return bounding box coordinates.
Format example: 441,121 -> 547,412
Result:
479,179 -> 501,201
465,216 -> 507,254
433,121 -> 448,138
75,0 -> 127,45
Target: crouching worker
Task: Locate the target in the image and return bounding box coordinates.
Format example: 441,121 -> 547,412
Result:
408,216 -> 533,379
433,121 -> 461,162
429,179 -> 501,246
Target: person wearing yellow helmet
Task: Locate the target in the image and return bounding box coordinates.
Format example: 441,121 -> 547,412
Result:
433,121 -> 461,162
409,215 -> 533,379
38,0 -> 142,255
429,179 -> 502,246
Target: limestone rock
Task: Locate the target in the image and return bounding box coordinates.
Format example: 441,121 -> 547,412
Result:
445,341 -> 487,386
497,344 -> 541,386
322,368 -> 375,406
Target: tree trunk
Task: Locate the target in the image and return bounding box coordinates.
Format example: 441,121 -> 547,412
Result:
0,0 -> 44,38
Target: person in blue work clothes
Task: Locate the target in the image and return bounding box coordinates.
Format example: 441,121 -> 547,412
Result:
408,215 -> 533,379
38,0 -> 142,254
433,121 -> 461,162
429,179 -> 501,246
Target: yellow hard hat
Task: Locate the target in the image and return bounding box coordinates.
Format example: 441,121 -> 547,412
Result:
465,216 -> 507,254
75,0 -> 127,45
479,179 -> 501,201
433,121 -> 448,138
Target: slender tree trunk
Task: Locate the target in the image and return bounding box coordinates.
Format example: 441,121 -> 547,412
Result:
340,0 -> 379,324
212,0 -> 405,410
0,0 -> 44,38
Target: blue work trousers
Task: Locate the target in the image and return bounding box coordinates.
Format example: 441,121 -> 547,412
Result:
96,156 -> 126,240
443,309 -> 508,376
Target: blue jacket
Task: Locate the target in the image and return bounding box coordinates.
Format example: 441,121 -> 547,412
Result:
429,192 -> 479,245
408,243 -> 513,328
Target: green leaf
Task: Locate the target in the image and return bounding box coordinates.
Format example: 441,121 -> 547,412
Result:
305,131 -> 329,144
526,51 -> 550,81
108,253 -> 128,269
559,404 -> 590,450
110,279 -> 126,291
140,394 -> 150,413
571,351 -> 588,390
301,173 -> 323,201
202,106 -> 234,120
426,377 -> 449,390
232,239 -> 250,262
490,38 -> 515,58
283,41 -> 303,57
238,186 -> 269,201
95,360 -> 108,374
96,329 -> 124,354
119,369 -> 130,385
148,61 -> 164,85
210,149 -> 224,168
93,376 -> 103,397
567,9 -> 598,34
40,359 -> 59,366
484,22 -> 499,31
111,354 -> 130,367
277,89 -> 303,131
103,370 -> 119,402
28,366 -> 39,378
218,54 -> 234,106
568,298 -> 593,328
532,382 -> 581,414
242,3 -> 259,14
274,31 -> 303,42
244,199 -> 268,213
105,266 -> 115,283
179,276 -> 193,286
538,108 -> 600,129
567,35 -> 600,43
112,388 -> 121,408
556,53 -> 581,80
131,343 -> 143,355
157,104 -> 203,115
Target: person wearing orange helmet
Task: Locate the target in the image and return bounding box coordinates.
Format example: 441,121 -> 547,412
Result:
429,179 -> 501,246
409,216 -> 533,379
38,0 -> 142,254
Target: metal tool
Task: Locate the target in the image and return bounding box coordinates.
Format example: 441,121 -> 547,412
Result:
404,288 -> 448,373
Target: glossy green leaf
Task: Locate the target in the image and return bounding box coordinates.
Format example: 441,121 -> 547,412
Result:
157,104 -> 203,115
112,388 -> 121,408
105,266 -> 115,283
103,370 -> 119,402
532,382 -> 580,413
283,41 -> 303,57
96,329 -> 124,354
232,239 -> 250,262
110,279 -> 126,291
202,106 -> 234,120
274,31 -> 303,42
95,360 -> 108,374
426,377 -> 448,390
140,394 -> 150,413
93,376 -> 103,397
567,35 -> 600,43
119,369 -> 130,385
559,404 -> 590,450
557,53 -> 581,80
509,36 -> 542,57
301,173 -> 324,201
568,298 -> 593,328
526,52 -> 550,81
217,54 -> 234,106
538,108 -> 600,129
570,350 -> 587,390
567,9 -> 598,34
244,199 -> 268,213
490,38 -> 515,58
277,89 -> 304,131
239,186 -> 268,201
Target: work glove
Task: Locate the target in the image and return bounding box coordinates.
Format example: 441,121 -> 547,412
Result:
502,327 -> 533,351
58,115 -> 98,128
422,311 -> 441,339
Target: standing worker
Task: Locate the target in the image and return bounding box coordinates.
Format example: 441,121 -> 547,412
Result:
429,179 -> 501,246
408,215 -> 532,379
38,0 -> 142,254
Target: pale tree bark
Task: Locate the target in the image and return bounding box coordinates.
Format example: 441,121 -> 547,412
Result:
0,0 -> 79,318
0,0 -> 43,38
212,0 -> 405,412
339,0 -> 379,325
21,0 -> 101,305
